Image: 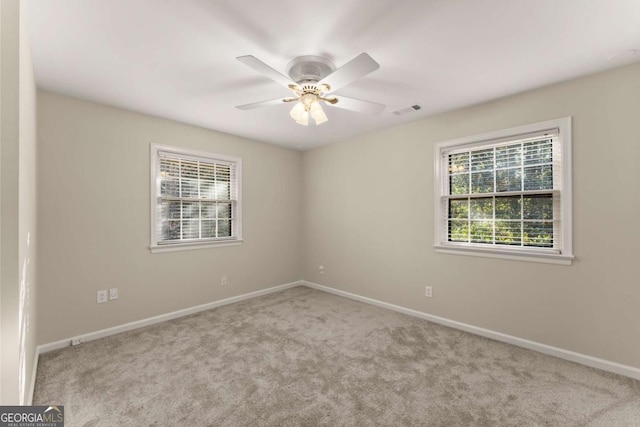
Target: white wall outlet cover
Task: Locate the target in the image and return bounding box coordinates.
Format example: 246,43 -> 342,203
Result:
221,276 -> 228,286
97,290 -> 108,304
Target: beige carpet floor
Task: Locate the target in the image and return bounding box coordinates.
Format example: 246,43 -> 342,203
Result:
34,286 -> 640,426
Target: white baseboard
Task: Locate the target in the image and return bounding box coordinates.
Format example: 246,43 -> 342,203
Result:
37,280 -> 302,355
302,281 -> 640,381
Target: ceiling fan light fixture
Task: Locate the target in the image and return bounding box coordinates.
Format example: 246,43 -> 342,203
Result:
289,92 -> 327,126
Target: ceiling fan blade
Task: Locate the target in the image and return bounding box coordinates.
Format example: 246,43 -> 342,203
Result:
319,53 -> 380,92
236,55 -> 295,89
236,98 -> 287,110
326,96 -> 385,115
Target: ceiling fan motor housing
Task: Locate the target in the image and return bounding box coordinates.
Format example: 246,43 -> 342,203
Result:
286,55 -> 335,84
299,84 -> 322,95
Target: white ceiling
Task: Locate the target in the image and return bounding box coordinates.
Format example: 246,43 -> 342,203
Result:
26,0 -> 640,150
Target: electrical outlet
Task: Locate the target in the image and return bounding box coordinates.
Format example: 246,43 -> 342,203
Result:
71,337 -> 82,346
97,290 -> 108,304
425,286 -> 433,298
109,288 -> 118,300
221,276 -> 227,286
318,265 -> 325,274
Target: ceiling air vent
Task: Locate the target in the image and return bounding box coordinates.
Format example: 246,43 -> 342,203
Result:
392,104 -> 422,116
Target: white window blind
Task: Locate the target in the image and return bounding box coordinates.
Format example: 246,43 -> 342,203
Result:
433,118 -> 573,264
150,145 -> 242,252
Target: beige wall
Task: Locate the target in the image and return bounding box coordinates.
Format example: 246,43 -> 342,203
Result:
37,92 -> 303,344
302,62 -> 640,369
0,0 -> 38,405
33,57 -> 640,371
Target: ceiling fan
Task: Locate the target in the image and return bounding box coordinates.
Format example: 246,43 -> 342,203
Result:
235,53 -> 385,126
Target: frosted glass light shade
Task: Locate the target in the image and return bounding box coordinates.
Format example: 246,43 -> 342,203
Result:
289,102 -> 309,126
310,101 -> 328,125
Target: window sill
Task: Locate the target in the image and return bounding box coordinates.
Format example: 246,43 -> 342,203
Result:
434,244 -> 574,265
150,239 -> 243,253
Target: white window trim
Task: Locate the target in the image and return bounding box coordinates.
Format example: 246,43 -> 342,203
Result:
433,117 -> 573,265
150,144 -> 243,253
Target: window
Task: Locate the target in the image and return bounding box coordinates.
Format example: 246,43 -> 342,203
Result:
434,118 -> 573,265
150,144 -> 242,253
